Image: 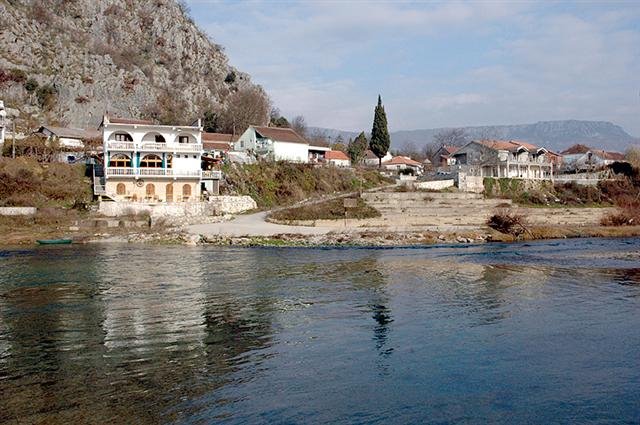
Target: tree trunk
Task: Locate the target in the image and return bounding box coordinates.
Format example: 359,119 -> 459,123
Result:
378,157 -> 382,168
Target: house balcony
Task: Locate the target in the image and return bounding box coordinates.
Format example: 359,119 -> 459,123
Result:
202,170 -> 222,180
106,141 -> 203,152
105,167 -> 202,178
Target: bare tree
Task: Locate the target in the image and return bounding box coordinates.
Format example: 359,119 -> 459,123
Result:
306,128 -> 330,146
290,115 -> 307,137
432,128 -> 468,147
395,141 -> 423,160
220,86 -> 271,135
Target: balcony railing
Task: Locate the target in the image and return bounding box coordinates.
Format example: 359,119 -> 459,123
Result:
106,141 -> 203,152
202,170 -> 223,179
106,167 -> 202,178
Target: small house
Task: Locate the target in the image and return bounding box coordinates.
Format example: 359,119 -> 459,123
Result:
431,145 -> 459,167
382,156 -> 423,175
560,144 -> 625,172
234,125 -> 309,162
363,149 -> 393,166
325,150 -> 351,167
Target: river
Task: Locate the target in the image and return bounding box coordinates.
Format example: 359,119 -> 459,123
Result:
1,238 -> 639,424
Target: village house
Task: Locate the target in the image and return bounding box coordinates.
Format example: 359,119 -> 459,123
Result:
35,125 -> 101,163
308,141 -> 331,163
324,150 -> 351,167
382,156 -> 423,175
99,115 -> 207,202
363,149 -> 393,166
452,140 -> 553,179
431,145 -> 459,168
202,132 -> 235,159
560,144 -> 625,172
234,125 -> 309,162
0,100 -> 6,147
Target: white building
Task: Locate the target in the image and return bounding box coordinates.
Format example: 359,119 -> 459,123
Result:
100,115 -> 206,202
363,149 -> 393,166
560,144 -> 625,172
324,150 -> 351,167
382,156 -> 423,175
0,100 -> 6,147
235,125 -> 309,162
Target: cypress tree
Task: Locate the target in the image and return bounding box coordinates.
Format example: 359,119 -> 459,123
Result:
369,95 -> 391,167
348,131 -> 368,164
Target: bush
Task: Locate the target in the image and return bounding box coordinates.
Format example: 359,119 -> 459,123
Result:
24,78 -> 39,93
269,197 -> 380,221
487,208 -> 528,236
36,84 -> 57,108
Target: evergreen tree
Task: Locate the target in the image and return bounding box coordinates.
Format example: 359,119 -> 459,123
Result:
348,131 -> 368,164
369,95 -> 390,167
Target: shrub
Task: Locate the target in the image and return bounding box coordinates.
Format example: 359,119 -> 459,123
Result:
24,78 -> 39,93
487,208 -> 528,236
269,197 -> 380,221
36,84 -> 57,108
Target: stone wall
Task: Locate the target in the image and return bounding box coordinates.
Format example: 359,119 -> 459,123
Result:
98,196 -> 257,218
415,179 -> 454,190
208,196 -> 257,214
457,173 -> 484,193
0,207 -> 36,216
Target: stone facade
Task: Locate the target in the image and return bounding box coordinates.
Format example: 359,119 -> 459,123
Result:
457,173 -> 484,193
207,196 -> 257,214
99,196 -> 256,218
105,178 -> 200,203
415,179 -> 454,191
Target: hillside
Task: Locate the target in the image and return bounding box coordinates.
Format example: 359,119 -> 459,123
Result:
315,120 -> 639,153
0,0 -> 258,129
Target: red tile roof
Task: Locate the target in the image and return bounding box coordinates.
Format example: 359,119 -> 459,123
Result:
253,126 -> 307,144
560,144 -> 625,161
440,145 -> 459,155
202,132 -> 236,142
325,150 -> 350,161
37,125 -> 101,140
476,140 -> 544,153
383,156 -> 421,167
203,141 -> 232,152
560,144 -> 592,155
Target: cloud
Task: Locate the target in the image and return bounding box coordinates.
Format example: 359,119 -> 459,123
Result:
188,1 -> 640,136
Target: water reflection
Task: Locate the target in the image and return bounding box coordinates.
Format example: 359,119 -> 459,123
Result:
1,239 -> 640,423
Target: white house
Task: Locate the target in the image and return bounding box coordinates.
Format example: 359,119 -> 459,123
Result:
452,140 -> 553,180
235,125 -> 309,162
382,156 -> 423,175
36,125 -> 101,149
325,150 -> 351,167
0,100 -> 6,147
560,144 -> 625,172
100,115 -> 207,202
363,149 -> 393,166
202,132 -> 235,158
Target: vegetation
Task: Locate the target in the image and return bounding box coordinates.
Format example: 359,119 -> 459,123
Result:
487,208 -> 529,236
0,157 -> 92,208
269,197 -> 380,221
347,131 -> 368,164
222,161 -> 391,208
369,95 -> 391,167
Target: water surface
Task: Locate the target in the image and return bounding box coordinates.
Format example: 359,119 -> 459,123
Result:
1,238 -> 640,423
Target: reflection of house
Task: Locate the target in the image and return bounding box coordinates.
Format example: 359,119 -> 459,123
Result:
560,144 -> 625,172
363,149 -> 393,166
382,156 -> 423,174
234,125 -> 309,162
432,145 -> 459,167
202,132 -> 235,158
452,140 -> 553,179
0,100 -> 6,146
325,150 -> 351,167
101,115 -> 203,202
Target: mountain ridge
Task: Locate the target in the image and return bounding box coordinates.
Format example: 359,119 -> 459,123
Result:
313,120 -> 639,153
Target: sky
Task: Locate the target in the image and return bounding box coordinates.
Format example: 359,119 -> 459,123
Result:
185,0 -> 640,136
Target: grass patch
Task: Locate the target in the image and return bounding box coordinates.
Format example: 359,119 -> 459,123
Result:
269,197 -> 380,221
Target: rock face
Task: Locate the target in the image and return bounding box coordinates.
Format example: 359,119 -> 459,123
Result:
0,0 -> 256,128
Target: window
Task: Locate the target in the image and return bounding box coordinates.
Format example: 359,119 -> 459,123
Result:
110,154 -> 131,168
182,184 -> 191,200
166,184 -> 173,202
114,133 -> 133,142
146,184 -> 155,196
155,135 -> 166,144
140,154 -> 162,168
116,183 -> 126,195
167,154 -> 173,168
179,136 -> 189,144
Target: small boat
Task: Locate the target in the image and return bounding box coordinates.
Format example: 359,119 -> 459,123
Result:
36,238 -> 73,245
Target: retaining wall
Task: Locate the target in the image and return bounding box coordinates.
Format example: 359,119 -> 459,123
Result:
415,179 -> 454,190
99,196 -> 257,218
0,207 -> 37,216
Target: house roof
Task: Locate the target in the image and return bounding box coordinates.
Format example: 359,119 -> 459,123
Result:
422,158 -> 432,164
37,125 -> 101,140
603,151 -> 625,161
383,156 -> 421,167
202,132 -> 236,142
203,141 -> 232,151
439,145 -> 459,155
108,117 -> 154,125
253,126 -> 307,144
325,150 -> 350,161
476,140 -> 545,153
560,144 -> 592,155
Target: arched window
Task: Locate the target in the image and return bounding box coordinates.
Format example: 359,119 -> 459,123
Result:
155,135 -> 166,144
140,154 -> 162,168
110,154 -> 131,168
182,184 -> 191,201
113,132 -> 133,142
146,183 -> 155,196
116,183 -> 126,195
166,184 -> 173,202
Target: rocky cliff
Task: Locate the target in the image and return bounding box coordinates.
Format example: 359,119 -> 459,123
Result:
0,0 -> 257,129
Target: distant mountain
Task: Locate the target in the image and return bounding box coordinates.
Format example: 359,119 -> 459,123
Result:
312,120 -> 639,153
